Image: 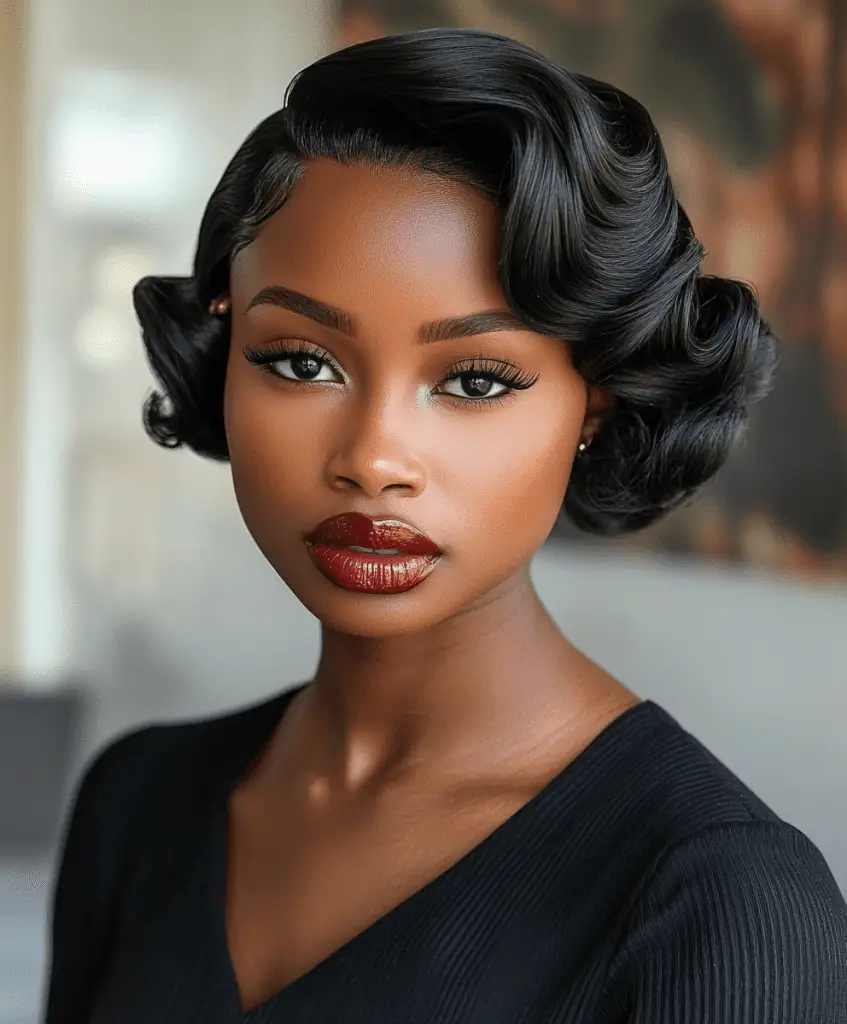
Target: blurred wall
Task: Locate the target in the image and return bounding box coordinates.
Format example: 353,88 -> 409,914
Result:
0,0 -> 24,673
10,0 -> 336,680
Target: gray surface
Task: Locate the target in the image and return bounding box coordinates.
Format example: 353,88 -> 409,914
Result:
0,855 -> 51,1024
0,688 -> 86,848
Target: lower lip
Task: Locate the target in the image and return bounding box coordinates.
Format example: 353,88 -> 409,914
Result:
305,543 -> 440,594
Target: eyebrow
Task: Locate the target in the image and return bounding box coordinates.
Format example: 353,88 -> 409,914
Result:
244,284 -> 528,344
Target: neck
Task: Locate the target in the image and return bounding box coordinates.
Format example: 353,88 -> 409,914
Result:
288,565 -> 626,793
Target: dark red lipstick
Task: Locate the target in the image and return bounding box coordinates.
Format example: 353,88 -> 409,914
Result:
305,512 -> 442,594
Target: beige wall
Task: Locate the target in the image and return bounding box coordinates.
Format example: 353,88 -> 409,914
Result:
0,0 -> 25,673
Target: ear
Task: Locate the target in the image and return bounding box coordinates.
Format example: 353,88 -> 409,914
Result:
581,385 -> 615,444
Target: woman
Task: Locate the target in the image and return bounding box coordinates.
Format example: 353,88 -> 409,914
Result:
44,27 -> 847,1024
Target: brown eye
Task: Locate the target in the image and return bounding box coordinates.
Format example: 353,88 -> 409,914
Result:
243,343 -> 343,383
282,353 -> 324,380
442,374 -> 508,400
437,355 -> 540,404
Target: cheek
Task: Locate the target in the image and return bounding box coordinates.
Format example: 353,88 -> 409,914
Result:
223,367 -> 319,517
451,389 -> 583,552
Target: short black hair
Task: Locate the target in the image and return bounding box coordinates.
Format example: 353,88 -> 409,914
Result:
132,26 -> 777,536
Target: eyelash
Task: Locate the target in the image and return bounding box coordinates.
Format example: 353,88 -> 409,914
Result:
242,341 -> 540,407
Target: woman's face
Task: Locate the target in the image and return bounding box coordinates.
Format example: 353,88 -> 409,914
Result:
224,158 -> 605,637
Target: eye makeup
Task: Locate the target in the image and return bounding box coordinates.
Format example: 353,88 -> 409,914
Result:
242,341 -> 540,407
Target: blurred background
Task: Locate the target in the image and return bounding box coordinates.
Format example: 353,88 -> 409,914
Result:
0,0 -> 845,1021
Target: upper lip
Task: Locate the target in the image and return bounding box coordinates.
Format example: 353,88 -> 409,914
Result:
305,512 -> 441,555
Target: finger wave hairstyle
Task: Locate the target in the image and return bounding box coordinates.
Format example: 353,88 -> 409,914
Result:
133,27 -> 777,535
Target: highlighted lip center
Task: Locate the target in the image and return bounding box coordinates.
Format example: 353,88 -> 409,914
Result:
347,545 -> 403,555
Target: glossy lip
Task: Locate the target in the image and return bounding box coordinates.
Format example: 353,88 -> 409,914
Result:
304,512 -> 442,594
305,512 -> 441,555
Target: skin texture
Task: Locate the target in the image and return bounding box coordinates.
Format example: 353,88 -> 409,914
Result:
220,158 -> 640,1011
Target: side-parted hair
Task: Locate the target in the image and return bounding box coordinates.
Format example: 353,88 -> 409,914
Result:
132,27 -> 777,535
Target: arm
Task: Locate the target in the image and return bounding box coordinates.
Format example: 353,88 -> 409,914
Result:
603,821 -> 847,1022
41,727 -> 159,1024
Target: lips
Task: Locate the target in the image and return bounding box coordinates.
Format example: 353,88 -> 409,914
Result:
305,513 -> 441,555
304,513 -> 442,594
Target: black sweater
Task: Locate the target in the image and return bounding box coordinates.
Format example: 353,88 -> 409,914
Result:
43,684 -> 847,1023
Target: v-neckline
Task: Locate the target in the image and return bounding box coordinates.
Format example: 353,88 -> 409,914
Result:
206,684 -> 657,1021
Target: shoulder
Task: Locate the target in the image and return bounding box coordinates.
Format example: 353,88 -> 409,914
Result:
633,817 -> 847,931
594,704 -> 847,1019
43,691 -> 297,1024
603,817 -> 847,1020
616,701 -> 786,832
82,685 -> 298,781
65,686 -> 298,843
599,700 -> 828,877
62,721 -> 168,853
51,687 -> 298,918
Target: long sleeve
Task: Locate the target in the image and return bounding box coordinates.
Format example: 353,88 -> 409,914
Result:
603,820 -> 847,1022
41,727 -> 158,1024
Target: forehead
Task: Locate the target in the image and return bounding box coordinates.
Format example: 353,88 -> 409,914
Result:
230,158 -> 504,313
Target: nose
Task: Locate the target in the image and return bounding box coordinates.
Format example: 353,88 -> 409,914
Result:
325,393 -> 427,498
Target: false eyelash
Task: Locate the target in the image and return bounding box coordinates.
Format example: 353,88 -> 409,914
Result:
445,353 -> 540,391
243,340 -> 343,376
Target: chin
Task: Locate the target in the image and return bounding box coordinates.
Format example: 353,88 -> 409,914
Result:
281,568 -> 461,638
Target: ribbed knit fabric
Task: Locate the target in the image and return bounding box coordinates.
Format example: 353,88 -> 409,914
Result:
43,684 -> 847,1023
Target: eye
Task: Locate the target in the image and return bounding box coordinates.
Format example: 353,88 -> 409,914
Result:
437,356 -> 539,405
243,343 -> 342,383
272,352 -> 336,383
440,373 -> 510,400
